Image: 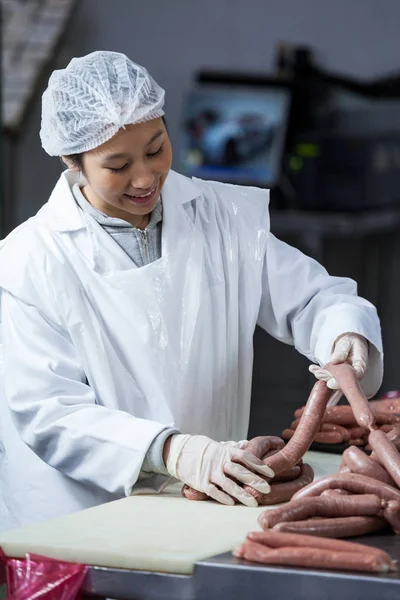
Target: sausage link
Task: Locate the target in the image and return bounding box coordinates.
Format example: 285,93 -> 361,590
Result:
282,428 -> 295,440
181,484 -> 209,501
383,500 -> 400,534
265,381 -> 332,474
259,494 -> 383,529
375,412 -> 400,425
321,488 -> 351,496
342,446 -> 396,486
348,438 -> 365,446
347,426 -> 369,439
271,466 -> 301,483
368,429 -> 400,488
274,515 -> 387,538
340,465 -> 352,473
370,398 -> 400,412
295,404 -> 372,427
284,427 -> 345,444
320,423 -> 351,441
246,463 -> 314,505
247,530 -> 393,563
292,472 -> 400,503
325,362 -> 376,430
245,436 -> 284,459
233,539 -> 391,572
314,431 -> 344,444
380,424 -> 396,434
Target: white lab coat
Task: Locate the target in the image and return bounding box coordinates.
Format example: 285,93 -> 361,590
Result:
0,170 -> 383,532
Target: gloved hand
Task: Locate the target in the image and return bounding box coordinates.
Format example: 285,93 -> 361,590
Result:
166,434 -> 274,507
309,333 -> 369,406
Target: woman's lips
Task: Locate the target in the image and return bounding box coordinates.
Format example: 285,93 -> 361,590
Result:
124,185 -> 157,205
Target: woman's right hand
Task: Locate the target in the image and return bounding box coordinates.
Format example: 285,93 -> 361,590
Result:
165,434 -> 274,507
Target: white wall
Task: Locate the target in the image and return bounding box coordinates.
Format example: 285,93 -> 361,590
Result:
13,0 -> 400,224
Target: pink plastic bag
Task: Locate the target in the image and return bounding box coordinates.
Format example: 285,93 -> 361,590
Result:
0,548 -> 88,599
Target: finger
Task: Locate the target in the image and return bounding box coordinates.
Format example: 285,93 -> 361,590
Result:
215,475 -> 258,507
351,359 -> 367,380
237,451 -> 274,478
237,440 -> 249,450
309,364 -> 323,376
224,463 -> 271,494
309,366 -> 332,381
327,389 -> 343,407
331,340 -> 351,364
327,377 -> 339,390
205,483 -> 235,506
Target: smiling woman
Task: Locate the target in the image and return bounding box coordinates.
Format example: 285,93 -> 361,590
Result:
0,50 -> 384,533
62,119 -> 172,229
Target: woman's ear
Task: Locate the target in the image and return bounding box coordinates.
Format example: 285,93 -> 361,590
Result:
62,156 -> 79,171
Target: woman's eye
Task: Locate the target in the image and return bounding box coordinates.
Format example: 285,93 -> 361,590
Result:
108,164 -> 128,173
147,145 -> 163,158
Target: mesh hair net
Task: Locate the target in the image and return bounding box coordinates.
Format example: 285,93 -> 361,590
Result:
40,51 -> 165,156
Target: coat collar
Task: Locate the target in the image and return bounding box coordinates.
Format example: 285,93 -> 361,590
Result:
42,169 -> 201,233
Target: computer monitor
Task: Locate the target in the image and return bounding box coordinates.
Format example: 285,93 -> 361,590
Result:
179,83 -> 291,188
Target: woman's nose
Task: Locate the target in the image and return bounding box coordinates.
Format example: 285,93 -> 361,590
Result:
129,163 -> 154,190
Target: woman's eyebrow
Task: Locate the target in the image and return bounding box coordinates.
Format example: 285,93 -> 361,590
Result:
103,152 -> 129,161
146,129 -> 164,146
103,130 -> 164,161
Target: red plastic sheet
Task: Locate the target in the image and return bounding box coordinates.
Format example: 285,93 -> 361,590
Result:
0,549 -> 88,599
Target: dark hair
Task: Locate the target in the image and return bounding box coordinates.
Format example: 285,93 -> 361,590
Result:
62,115 -> 167,172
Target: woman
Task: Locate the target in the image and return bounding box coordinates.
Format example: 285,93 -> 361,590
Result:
0,51 -> 383,532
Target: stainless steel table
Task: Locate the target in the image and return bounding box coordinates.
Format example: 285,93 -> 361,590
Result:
79,531 -> 400,600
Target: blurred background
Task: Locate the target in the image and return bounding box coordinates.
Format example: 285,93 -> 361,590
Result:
3,0 -> 400,437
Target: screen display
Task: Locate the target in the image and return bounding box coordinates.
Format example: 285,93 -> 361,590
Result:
179,85 -> 290,187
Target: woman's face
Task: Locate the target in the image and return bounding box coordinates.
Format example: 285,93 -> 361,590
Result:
65,118 -> 172,229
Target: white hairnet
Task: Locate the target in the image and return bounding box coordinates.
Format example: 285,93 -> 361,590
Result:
40,51 -> 165,156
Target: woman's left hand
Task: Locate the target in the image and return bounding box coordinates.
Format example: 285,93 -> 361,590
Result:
309,333 -> 369,391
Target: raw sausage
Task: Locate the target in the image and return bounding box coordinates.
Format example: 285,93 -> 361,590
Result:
342,446 -> 396,486
295,405 -> 358,426
245,463 -> 314,505
292,472 -> 400,502
271,466 -> 301,483
320,423 -> 351,441
233,539 -> 392,572
289,420 -> 351,442
245,436 -> 284,459
314,431 -> 345,444
347,438 -> 365,446
181,485 -> 208,501
383,501 -> 400,535
370,398 -> 400,412
247,530 -> 393,562
325,362 -> 376,430
321,488 -> 351,496
347,426 -> 369,439
283,429 -> 344,444
274,515 -> 387,538
265,381 -> 332,475
368,429 -> 400,488
258,494 -> 384,529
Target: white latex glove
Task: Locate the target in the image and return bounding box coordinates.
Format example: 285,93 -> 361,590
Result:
309,333 -> 369,406
166,434 -> 274,507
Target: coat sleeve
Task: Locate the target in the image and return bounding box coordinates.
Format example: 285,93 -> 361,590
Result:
1,290 -> 169,497
257,233 -> 383,398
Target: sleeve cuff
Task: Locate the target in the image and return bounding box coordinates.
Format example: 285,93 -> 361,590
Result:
141,427 -> 181,476
312,304 -> 383,399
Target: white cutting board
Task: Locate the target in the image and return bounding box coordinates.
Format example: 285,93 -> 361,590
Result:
0,451 -> 341,575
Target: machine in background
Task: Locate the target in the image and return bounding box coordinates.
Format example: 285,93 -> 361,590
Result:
178,45 -> 400,213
